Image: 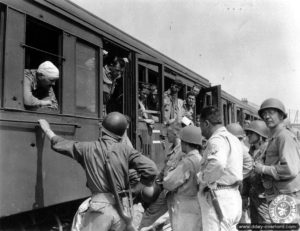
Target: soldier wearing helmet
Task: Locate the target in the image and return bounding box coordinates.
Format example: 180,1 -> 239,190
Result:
139,122 -> 183,230
226,123 -> 253,179
241,120 -> 271,223
197,106 -> 243,231
226,123 -> 253,223
163,125 -> 202,231
38,112 -> 158,231
254,98 -> 300,224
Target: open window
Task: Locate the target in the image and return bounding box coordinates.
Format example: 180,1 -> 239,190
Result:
24,17 -> 62,112
138,59 -> 162,123
102,41 -> 131,116
197,85 -> 222,120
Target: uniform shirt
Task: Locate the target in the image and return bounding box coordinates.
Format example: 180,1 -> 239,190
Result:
241,142 -> 253,179
50,134 -> 158,194
264,125 -> 300,193
182,100 -> 195,121
163,150 -> 202,197
23,69 -> 58,108
199,127 -> 243,186
163,92 -> 184,124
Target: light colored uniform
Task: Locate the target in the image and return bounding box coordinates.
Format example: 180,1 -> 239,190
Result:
198,127 -> 243,231
163,150 -> 202,231
163,92 -> 184,125
241,142 -> 253,179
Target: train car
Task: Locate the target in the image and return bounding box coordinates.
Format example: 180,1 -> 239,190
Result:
0,0 -> 258,229
221,90 -> 259,126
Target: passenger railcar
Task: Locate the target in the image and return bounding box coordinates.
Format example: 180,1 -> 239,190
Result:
0,0 -> 258,229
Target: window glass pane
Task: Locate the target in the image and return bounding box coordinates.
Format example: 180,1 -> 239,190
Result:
76,42 -> 97,115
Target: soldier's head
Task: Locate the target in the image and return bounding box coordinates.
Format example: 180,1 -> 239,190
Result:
258,98 -> 287,129
191,84 -> 201,96
186,91 -> 196,107
199,106 -> 222,139
166,122 -> 182,144
170,79 -> 183,94
101,112 -> 128,140
108,57 -> 125,80
36,61 -> 59,89
180,125 -> 202,153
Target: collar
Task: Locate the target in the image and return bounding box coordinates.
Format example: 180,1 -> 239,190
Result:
211,126 -> 227,137
187,149 -> 200,157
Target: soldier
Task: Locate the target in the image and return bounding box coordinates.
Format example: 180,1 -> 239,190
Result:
138,122 -> 183,230
163,79 -> 185,125
38,112 -> 158,231
226,123 -> 253,223
226,123 -> 253,179
197,106 -> 243,231
243,120 -> 270,223
23,61 -> 59,110
254,98 -> 300,223
163,126 -> 202,231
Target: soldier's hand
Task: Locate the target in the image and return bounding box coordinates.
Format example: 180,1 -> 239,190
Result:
38,119 -> 51,132
254,162 -> 264,174
40,100 -> 52,106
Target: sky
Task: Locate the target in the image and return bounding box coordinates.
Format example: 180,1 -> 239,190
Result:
71,0 -> 300,121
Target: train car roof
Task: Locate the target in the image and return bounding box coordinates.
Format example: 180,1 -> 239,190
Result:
15,0 -> 210,87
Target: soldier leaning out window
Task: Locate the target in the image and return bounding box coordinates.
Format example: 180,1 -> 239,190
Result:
23,61 -> 59,110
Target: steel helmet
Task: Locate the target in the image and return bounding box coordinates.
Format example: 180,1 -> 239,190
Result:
102,112 -> 128,138
258,98 -> 287,119
244,120 -> 269,138
140,182 -> 162,204
226,123 -> 245,139
180,126 -> 202,146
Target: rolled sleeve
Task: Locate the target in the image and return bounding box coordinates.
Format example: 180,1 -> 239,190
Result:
23,74 -> 41,107
273,135 -> 300,180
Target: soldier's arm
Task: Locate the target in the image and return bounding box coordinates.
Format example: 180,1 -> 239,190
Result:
263,134 -> 300,180
38,119 -> 84,162
163,159 -> 190,191
128,149 -> 158,186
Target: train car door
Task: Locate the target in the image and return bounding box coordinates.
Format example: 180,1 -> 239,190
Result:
196,85 -> 222,122
135,55 -> 165,170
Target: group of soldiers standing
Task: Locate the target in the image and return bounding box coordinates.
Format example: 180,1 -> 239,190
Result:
38,96 -> 300,231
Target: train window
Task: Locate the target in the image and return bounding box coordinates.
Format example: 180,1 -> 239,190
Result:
0,4 -> 5,107
138,61 -> 161,123
24,17 -> 62,112
75,41 -> 98,115
103,41 -> 131,115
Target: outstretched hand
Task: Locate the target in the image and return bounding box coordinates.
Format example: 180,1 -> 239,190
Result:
38,119 -> 51,132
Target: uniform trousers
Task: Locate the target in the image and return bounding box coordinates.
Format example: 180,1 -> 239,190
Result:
72,193 -> 126,231
198,187 -> 242,231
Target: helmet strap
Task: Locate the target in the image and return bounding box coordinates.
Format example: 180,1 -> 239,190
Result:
102,126 -> 123,141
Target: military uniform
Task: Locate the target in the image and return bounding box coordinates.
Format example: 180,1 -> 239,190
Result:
138,143 -> 182,229
163,149 -> 202,231
50,134 -> 158,231
262,126 -> 300,224
198,127 -> 243,231
163,92 -> 184,125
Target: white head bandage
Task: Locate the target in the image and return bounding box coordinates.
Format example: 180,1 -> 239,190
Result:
37,61 -> 59,79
